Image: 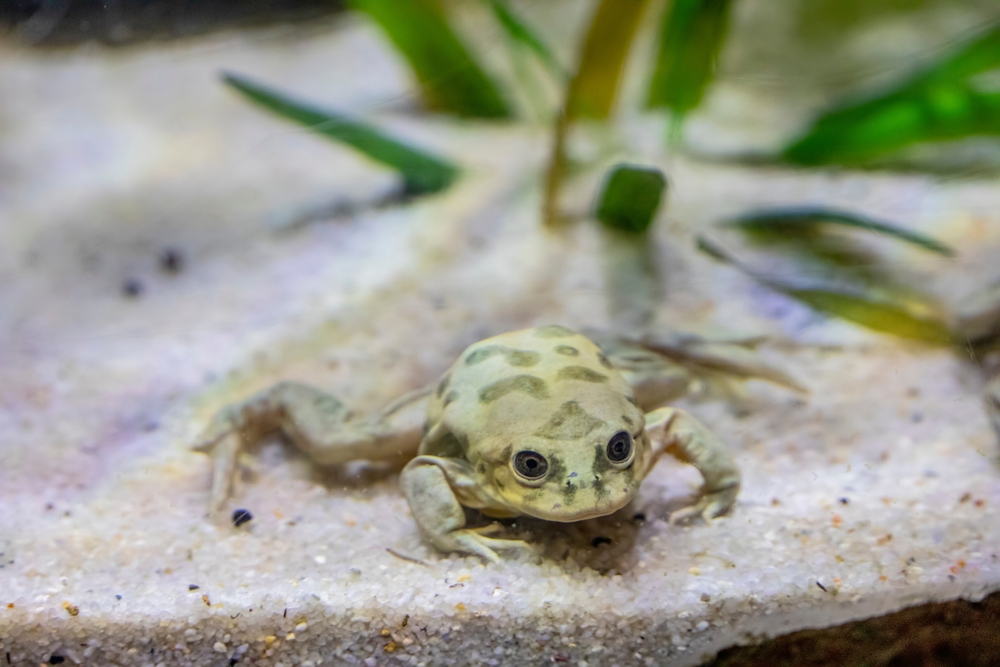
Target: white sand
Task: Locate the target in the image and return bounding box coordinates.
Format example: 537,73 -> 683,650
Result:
2,4 -> 1000,666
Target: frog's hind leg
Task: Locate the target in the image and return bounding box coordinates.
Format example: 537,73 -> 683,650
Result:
638,332 -> 807,393
590,330 -> 805,411
194,381 -> 429,513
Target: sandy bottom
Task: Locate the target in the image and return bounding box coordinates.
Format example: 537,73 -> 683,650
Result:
3,9 -> 1000,667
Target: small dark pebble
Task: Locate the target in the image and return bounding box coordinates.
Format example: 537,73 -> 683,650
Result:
232,509 -> 253,527
591,536 -> 612,547
229,659 -> 239,666
49,656 -> 65,665
115,594 -> 122,600
188,584 -> 200,591
838,497 -> 849,505
122,278 -> 143,297
632,513 -> 646,522
815,581 -> 828,592
159,248 -> 184,274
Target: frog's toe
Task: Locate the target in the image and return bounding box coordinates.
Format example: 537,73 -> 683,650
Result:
443,529 -> 532,563
668,486 -> 738,525
667,504 -> 701,526
477,536 -> 534,553
205,432 -> 242,515
449,531 -> 502,563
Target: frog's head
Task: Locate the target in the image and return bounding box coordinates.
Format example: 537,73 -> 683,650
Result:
481,400 -> 648,522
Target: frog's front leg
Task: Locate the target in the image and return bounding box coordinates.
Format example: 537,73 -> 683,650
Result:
195,381 -> 428,513
400,456 -> 530,563
643,407 -> 741,524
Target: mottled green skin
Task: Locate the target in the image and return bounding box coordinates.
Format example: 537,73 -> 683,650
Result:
419,326 -> 652,522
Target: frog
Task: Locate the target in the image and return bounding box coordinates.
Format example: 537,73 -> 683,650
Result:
195,325 -> 803,562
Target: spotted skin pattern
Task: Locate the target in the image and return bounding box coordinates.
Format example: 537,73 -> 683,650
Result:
195,327 -> 802,562
415,328 -> 654,540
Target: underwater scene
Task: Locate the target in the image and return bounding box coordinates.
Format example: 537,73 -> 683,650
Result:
1,1 -> 999,665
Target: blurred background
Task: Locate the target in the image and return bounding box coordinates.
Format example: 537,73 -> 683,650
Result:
3,0 -> 1000,344
2,1 -> 1000,664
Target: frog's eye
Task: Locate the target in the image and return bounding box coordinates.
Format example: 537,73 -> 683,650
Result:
606,431 -> 633,463
513,450 -> 549,480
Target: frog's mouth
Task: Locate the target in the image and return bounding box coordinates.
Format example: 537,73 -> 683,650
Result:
528,492 -> 632,523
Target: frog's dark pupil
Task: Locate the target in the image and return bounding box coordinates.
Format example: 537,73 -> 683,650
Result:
514,451 -> 548,479
607,431 -> 632,462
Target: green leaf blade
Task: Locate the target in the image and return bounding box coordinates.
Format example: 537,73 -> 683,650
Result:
785,88 -> 1000,166
566,0 -> 651,121
350,0 -> 509,119
596,164 -> 667,234
783,26 -> 1000,166
908,25 -> 1000,90
786,289 -> 954,344
488,0 -> 565,81
223,72 -> 458,194
697,235 -> 953,345
646,0 -> 732,116
726,207 -> 955,256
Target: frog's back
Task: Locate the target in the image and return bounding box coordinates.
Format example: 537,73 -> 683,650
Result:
422,326 -> 638,458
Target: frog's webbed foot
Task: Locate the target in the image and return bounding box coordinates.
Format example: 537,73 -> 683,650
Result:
445,528 -> 533,565
194,381 -> 427,515
668,485 -> 739,525
401,456 -> 531,563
